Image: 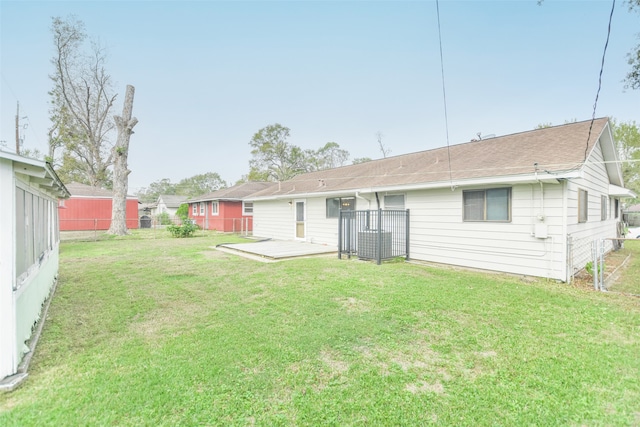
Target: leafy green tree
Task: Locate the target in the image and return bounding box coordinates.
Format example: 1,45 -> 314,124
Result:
625,0 -> 640,90
248,124 -> 309,181
136,178 -> 177,203
613,119 -> 640,203
307,142 -> 350,171
176,172 -> 226,198
352,157 -> 372,165
175,203 -> 190,221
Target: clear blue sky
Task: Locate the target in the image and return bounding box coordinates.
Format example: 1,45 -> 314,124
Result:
1,0 -> 638,191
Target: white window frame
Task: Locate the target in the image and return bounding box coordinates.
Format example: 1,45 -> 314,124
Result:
211,201 -> 219,216
384,194 -> 405,210
326,197 -> 355,218
199,202 -> 205,215
243,201 -> 254,215
463,188 -> 511,222
578,189 -> 588,223
192,203 -> 198,216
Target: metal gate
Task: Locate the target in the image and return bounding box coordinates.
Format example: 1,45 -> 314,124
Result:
338,209 -> 409,264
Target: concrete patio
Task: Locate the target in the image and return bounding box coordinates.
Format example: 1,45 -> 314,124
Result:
215,239 -> 337,262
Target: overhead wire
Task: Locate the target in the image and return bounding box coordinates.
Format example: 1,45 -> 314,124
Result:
435,0 -> 454,190
583,0 -> 616,162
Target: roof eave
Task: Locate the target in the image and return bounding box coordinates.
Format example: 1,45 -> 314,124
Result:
609,184 -> 636,198
251,172 -> 577,201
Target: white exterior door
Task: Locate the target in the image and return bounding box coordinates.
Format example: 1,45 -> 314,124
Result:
295,200 -> 305,240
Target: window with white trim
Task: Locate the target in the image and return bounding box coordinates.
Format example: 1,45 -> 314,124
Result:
243,201 -> 253,215
192,203 -> 198,216
326,197 -> 355,218
601,195 -> 607,221
463,188 -> 511,221
384,194 -> 405,210
578,189 -> 588,223
211,201 -> 219,215
199,202 -> 205,215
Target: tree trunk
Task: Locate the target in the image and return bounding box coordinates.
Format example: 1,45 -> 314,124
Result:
108,85 -> 138,235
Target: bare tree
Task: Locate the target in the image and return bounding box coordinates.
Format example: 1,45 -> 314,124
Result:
49,16 -> 117,187
376,131 -> 391,158
108,85 -> 137,235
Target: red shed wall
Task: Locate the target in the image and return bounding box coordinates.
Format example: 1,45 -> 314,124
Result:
59,197 -> 139,231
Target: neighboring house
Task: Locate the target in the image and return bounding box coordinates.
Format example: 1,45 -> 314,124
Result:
59,182 -> 139,231
623,204 -> 640,226
0,150 -> 69,385
188,182 -> 275,232
155,195 -> 188,218
248,118 -> 634,282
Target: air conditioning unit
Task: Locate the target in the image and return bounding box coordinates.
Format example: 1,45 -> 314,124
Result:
357,230 -> 392,260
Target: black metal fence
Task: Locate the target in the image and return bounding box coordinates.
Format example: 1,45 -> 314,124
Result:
338,209 -> 410,264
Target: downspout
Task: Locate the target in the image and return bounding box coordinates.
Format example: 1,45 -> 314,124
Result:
375,192 -> 381,210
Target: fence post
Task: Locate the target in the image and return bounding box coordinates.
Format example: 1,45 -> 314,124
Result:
592,240 -> 597,290
338,211 -> 343,259
599,239 -> 605,291
376,208 -> 382,265
405,209 -> 410,260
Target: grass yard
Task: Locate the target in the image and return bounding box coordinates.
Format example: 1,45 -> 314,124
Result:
1,230 -> 639,426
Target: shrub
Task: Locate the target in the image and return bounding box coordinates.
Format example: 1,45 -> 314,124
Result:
156,212 -> 172,225
585,261 -> 604,277
176,203 -> 190,221
167,221 -> 198,238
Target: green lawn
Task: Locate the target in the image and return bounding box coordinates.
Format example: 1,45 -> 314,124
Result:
1,230 -> 639,426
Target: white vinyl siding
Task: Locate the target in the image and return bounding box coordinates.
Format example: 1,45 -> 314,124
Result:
566,140 -> 619,274
410,185 -> 566,280
253,199 -> 297,240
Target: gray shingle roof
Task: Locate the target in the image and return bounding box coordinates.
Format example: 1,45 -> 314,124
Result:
65,182 -> 115,198
158,195 -> 188,208
249,118 -> 611,198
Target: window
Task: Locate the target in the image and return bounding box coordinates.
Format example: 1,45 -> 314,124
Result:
211,201 -> 219,215
15,185 -> 59,284
192,204 -> 198,216
463,188 -> 511,221
384,194 -> 405,210
601,195 -> 607,221
326,197 -> 355,218
578,189 -> 588,223
243,201 -> 253,215
614,198 -> 619,219
199,203 -> 205,215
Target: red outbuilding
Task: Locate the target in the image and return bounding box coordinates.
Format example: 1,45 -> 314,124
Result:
59,182 -> 139,231
187,182 -> 274,233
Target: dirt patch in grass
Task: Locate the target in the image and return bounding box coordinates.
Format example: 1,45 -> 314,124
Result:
334,297 -> 371,314
405,380 -> 445,394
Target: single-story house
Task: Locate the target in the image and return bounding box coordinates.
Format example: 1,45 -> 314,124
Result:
247,118 -> 634,282
154,194 -> 188,218
187,182 -> 275,232
623,204 -> 640,226
0,150 -> 69,384
59,182 -> 139,231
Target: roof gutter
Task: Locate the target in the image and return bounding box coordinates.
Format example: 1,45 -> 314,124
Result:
250,172 -> 576,202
